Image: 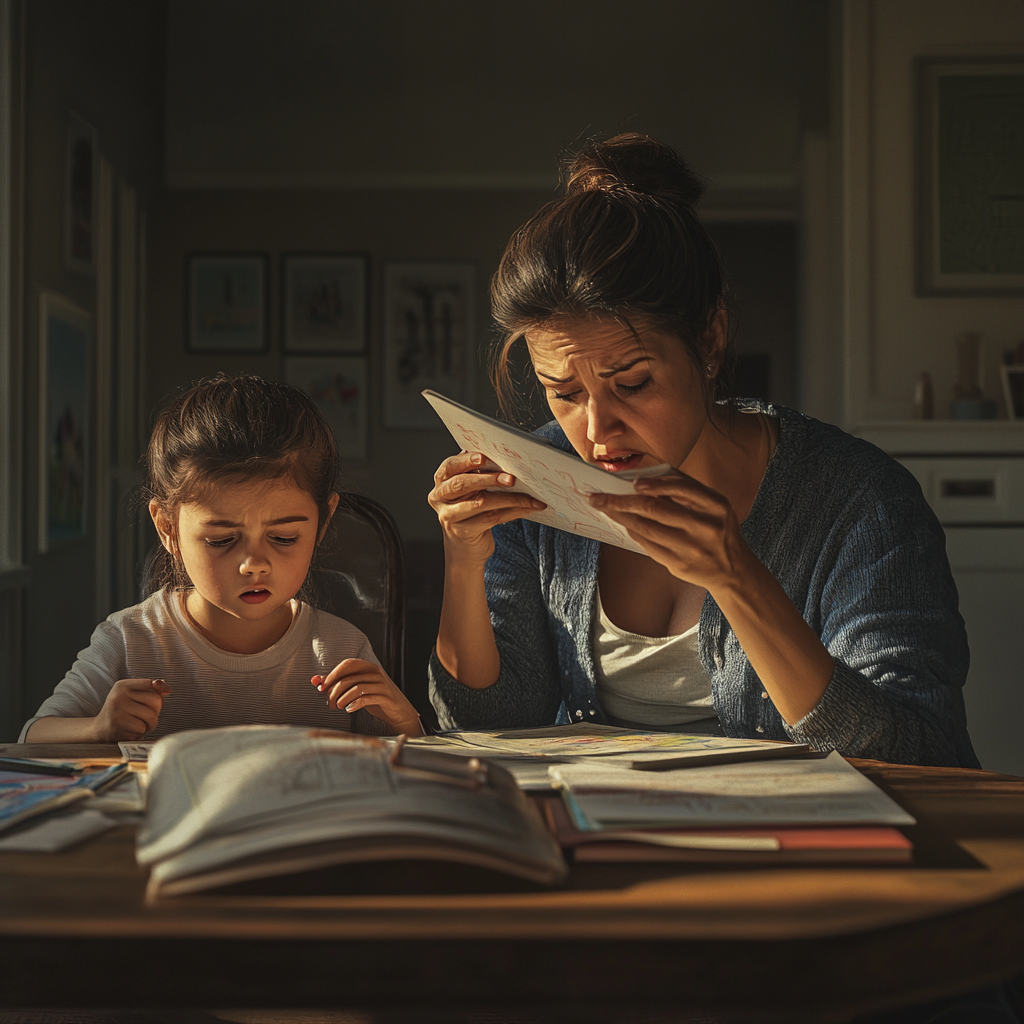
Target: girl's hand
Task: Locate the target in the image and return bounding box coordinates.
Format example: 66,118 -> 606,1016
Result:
590,474 -> 754,592
428,452 -> 546,567
312,660 -> 423,737
91,678 -> 172,742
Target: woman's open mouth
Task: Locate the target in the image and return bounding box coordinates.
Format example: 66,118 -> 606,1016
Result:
595,452 -> 644,472
240,589 -> 271,604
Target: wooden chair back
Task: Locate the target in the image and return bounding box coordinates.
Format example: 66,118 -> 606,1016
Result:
309,493 -> 406,691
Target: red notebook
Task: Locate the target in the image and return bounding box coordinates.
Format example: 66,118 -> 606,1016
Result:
540,795 -> 913,865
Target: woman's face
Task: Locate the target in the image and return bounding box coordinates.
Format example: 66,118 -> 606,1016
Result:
524,317 -> 722,473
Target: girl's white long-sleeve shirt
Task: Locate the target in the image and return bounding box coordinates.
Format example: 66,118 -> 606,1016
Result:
20,589 -> 393,741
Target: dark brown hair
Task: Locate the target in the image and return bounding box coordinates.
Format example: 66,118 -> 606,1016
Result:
142,374 -> 340,593
490,133 -> 729,423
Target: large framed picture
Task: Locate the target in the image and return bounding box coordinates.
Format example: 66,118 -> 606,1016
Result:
187,254 -> 268,353
39,292 -> 91,552
284,356 -> 368,460
64,110 -> 97,275
283,254 -> 367,353
917,58 -> 1024,295
383,262 -> 475,429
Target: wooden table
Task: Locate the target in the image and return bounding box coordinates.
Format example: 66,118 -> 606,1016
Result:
0,744 -> 1022,1023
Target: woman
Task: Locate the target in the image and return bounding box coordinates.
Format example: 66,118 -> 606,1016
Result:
427,133 -> 978,769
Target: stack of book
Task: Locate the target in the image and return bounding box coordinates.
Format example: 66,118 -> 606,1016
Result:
416,727 -> 916,867
543,749 -> 914,865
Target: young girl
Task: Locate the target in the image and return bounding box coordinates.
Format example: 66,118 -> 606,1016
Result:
22,374 -> 423,742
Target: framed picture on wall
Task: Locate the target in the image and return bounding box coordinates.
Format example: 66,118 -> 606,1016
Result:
186,254 -> 268,352
284,356 -> 368,459
382,261 -> 475,429
283,254 -> 368,353
64,110 -> 97,275
1001,364 -> 1024,420
39,292 -> 91,552
917,58 -> 1024,295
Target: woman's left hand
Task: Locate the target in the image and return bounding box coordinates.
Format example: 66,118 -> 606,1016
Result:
592,474 -> 835,725
312,660 -> 423,737
589,473 -> 753,590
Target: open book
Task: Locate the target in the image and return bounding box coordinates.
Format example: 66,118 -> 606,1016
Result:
137,726 -> 567,899
422,389 -> 676,554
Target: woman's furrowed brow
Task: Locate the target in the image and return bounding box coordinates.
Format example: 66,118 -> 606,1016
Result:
536,356 -> 652,385
536,370 -> 574,384
200,515 -> 310,527
599,356 -> 652,378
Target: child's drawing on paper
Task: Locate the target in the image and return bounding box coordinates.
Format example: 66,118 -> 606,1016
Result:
422,391 -> 673,555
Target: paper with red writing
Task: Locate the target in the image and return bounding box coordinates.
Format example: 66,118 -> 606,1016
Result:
423,390 -> 677,554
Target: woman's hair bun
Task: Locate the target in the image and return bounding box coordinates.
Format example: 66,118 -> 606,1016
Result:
562,132 -> 706,207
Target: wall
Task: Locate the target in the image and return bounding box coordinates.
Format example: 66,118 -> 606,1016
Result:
846,0 -> 1024,424
4,0 -> 165,739
164,0 -> 828,199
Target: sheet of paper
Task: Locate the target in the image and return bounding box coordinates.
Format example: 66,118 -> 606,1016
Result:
428,725 -> 800,760
119,741 -> 155,762
413,728 -> 813,790
552,751 -> 916,828
423,389 -> 677,554
89,772 -> 146,813
0,809 -> 116,852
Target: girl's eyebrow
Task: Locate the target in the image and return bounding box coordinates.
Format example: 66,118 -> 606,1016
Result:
536,355 -> 652,384
201,515 -> 310,527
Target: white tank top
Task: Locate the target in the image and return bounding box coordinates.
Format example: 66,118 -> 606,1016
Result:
592,588 -> 716,727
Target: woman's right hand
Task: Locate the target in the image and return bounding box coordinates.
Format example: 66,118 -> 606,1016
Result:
428,452 -> 546,566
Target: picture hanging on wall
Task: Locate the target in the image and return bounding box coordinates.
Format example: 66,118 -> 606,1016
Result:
39,292 -> 91,552
187,254 -> 268,353
917,58 -> 1024,295
285,356 -> 368,459
283,254 -> 368,353
383,262 -> 475,429
64,110 -> 97,275
1001,365 -> 1024,420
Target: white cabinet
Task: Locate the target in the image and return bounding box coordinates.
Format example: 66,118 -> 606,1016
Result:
898,457 -> 1024,776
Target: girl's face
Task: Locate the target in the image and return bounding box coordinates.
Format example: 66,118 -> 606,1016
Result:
524,316 -> 724,472
151,477 -> 336,650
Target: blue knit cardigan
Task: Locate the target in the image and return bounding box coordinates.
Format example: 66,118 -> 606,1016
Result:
428,403 -> 980,768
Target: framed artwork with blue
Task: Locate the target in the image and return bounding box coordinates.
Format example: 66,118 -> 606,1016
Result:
187,254 -> 268,353
38,292 -> 91,552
